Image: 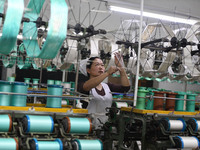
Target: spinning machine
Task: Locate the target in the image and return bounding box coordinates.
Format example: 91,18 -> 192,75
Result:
0,0 -> 200,150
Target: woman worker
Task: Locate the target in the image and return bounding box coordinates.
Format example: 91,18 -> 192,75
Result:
78,52 -> 130,114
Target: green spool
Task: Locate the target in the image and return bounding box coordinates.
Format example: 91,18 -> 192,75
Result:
0,81 -> 13,106
186,93 -> 197,112
136,89 -> 149,109
7,77 -> 15,82
175,91 -> 185,111
24,78 -> 31,88
11,82 -> 28,107
30,138 -> 62,150
146,90 -> 154,110
46,85 -> 63,108
0,138 -> 18,150
63,117 -> 92,134
32,78 -> 39,89
23,115 -> 54,133
0,114 -> 12,132
47,80 -> 54,85
73,139 -> 103,150
55,80 -> 62,85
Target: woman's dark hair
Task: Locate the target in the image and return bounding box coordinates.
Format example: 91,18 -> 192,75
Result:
86,56 -> 100,77
86,56 -> 100,69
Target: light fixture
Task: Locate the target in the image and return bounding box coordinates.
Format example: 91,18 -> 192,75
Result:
110,6 -> 197,25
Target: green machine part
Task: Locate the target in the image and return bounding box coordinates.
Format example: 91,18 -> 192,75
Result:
23,0 -> 68,59
0,0 -> 24,55
2,56 -> 16,68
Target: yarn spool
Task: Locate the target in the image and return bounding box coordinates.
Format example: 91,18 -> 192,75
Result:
112,102 -> 128,108
146,88 -> 154,110
46,85 -> 63,108
22,115 -> 54,133
153,91 -> 165,110
173,136 -> 200,149
186,93 -> 197,112
0,114 -> 12,132
188,118 -> 200,132
62,82 -> 71,94
11,82 -> 28,107
175,91 -> 185,111
136,89 -> 149,109
29,138 -> 63,150
24,78 -> 31,88
0,81 -> 13,106
47,80 -> 54,85
165,92 -> 177,111
62,117 -> 92,134
72,139 -> 103,150
7,77 -> 15,82
0,138 -> 18,150
55,80 -> 62,85
32,78 -> 39,89
160,118 -> 186,131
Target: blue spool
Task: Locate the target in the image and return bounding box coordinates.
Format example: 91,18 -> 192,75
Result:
0,80 -> 13,106
161,118 -> 186,131
173,136 -> 200,148
46,85 -> 63,108
188,118 -> 200,132
11,82 -> 28,107
30,138 -> 63,150
23,115 -> 54,133
73,139 -> 103,150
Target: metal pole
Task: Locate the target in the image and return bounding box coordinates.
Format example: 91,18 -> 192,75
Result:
75,43 -> 81,93
39,59 -> 43,90
184,81 -> 187,92
74,42 -> 81,108
133,0 -> 144,106
62,70 -> 66,82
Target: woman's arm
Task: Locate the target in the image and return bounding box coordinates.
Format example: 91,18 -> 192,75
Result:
83,66 -> 118,91
119,67 -> 130,87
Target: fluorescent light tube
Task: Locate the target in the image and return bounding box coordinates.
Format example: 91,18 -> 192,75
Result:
110,6 -> 197,25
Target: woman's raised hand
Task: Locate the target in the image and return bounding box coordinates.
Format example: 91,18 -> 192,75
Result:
107,66 -> 119,75
114,52 -> 124,68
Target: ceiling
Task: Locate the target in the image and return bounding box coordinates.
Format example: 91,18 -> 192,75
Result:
63,0 -> 200,40
22,0 -> 200,40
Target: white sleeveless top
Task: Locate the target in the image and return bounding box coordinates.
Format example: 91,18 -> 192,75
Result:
87,83 -> 113,114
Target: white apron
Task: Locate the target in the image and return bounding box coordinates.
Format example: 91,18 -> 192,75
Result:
87,83 -> 113,113
87,83 -> 113,128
